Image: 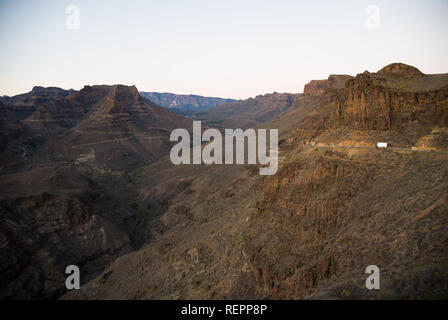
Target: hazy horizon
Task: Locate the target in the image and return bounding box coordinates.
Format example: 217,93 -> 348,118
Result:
1,0 -> 447,99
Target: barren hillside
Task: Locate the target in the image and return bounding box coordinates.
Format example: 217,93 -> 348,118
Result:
62,63 -> 448,300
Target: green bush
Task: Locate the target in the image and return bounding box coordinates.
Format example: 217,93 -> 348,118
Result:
190,280 -> 200,289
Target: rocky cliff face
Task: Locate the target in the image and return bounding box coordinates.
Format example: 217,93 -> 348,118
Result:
0,85 -> 192,299
303,75 -> 353,95
0,84 -> 192,173
244,148 -> 448,299
240,64 -> 448,299
303,80 -> 327,95
0,165 -> 150,299
331,63 -> 448,130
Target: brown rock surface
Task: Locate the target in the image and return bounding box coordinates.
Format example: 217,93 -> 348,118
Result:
303,75 -> 353,95
0,86 -> 75,123
0,85 -> 192,299
331,63 -> 448,130
0,165 -> 150,299
62,64 -> 448,300
2,64 -> 448,300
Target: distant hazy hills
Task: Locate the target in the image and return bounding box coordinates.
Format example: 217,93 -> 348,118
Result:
0,86 -> 75,122
139,91 -> 300,130
0,90 -> 236,118
139,91 -> 236,111
2,88 -> 300,133
189,92 -> 300,129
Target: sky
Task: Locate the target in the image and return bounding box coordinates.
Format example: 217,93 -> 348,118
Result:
0,0 -> 447,99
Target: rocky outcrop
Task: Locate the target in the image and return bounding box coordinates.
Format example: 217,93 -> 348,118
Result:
2,86 -> 76,108
0,87 -> 75,123
0,84 -> 192,173
304,80 -> 327,95
243,148 -> 448,299
377,63 -> 423,78
303,75 -> 353,95
331,63 -> 448,130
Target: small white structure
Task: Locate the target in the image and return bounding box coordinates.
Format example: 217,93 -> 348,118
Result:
375,142 -> 388,148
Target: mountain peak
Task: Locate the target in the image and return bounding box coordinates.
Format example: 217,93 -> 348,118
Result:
80,84 -> 138,94
76,85 -> 141,107
377,63 -> 423,77
30,86 -> 74,96
111,84 -> 139,97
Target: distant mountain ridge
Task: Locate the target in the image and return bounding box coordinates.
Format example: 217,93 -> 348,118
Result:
139,92 -> 236,111
0,86 -> 76,122
0,89 -> 236,122
186,92 -> 300,130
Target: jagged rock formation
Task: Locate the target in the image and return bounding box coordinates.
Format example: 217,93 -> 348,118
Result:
331,63 -> 448,130
303,75 -> 353,96
0,85 -> 192,172
244,149 -> 448,299
377,63 -> 423,77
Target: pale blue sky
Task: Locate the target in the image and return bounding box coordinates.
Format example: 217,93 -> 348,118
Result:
0,0 -> 447,99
